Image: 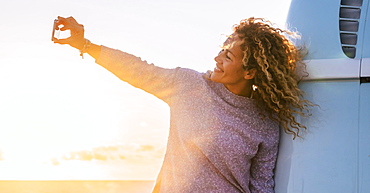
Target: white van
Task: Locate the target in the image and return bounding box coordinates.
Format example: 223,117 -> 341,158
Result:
275,0 -> 370,192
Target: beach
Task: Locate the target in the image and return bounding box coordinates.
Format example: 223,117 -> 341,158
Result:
0,180 -> 154,193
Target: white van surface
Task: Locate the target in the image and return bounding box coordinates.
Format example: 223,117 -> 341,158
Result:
274,0 -> 370,192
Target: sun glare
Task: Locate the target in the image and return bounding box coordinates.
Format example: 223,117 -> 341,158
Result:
0,88 -> 169,180
1,0 -> 291,187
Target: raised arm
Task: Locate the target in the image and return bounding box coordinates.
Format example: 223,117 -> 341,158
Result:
52,16 -> 179,103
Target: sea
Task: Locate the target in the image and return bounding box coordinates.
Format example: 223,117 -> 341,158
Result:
0,180 -> 154,193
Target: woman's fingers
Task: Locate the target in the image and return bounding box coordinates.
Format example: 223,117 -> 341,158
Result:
53,16 -> 85,50
66,16 -> 78,23
57,16 -> 78,24
59,23 -> 82,32
53,34 -> 85,50
53,37 -> 70,45
56,16 -> 82,31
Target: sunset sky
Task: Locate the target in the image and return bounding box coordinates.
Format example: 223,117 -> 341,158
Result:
0,0 -> 291,180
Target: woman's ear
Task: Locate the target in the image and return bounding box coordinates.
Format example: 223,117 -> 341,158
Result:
244,68 -> 257,80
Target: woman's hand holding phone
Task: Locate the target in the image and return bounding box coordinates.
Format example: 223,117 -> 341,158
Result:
52,16 -> 86,51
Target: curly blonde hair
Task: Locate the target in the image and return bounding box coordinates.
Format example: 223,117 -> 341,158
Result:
232,17 -> 314,139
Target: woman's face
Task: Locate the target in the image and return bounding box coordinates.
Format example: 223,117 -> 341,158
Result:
210,37 -> 251,92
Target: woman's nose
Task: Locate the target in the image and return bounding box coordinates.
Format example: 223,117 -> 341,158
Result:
214,55 -> 221,63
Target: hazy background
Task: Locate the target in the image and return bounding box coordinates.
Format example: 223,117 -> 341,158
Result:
0,0 -> 291,181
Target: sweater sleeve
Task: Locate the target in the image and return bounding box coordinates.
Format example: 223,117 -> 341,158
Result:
249,134 -> 279,193
95,46 -> 179,104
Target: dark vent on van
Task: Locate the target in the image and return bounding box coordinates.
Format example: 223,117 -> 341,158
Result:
339,0 -> 363,58
341,0 -> 363,6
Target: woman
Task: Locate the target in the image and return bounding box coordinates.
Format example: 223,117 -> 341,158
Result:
53,16 -> 312,193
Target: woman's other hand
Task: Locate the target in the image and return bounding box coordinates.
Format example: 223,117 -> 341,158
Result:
52,16 -> 85,50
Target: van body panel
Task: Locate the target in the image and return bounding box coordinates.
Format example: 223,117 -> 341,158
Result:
275,0 -> 370,192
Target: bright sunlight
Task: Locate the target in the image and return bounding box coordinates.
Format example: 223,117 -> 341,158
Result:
0,0 -> 291,192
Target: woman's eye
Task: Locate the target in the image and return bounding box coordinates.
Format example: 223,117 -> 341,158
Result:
218,49 -> 231,60
226,53 -> 231,60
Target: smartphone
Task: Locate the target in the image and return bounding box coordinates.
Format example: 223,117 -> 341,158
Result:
51,19 -> 60,41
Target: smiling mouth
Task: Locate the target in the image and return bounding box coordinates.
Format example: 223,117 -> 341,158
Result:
214,66 -> 224,72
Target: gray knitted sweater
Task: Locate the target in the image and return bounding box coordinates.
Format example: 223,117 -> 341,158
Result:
96,46 -> 279,193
